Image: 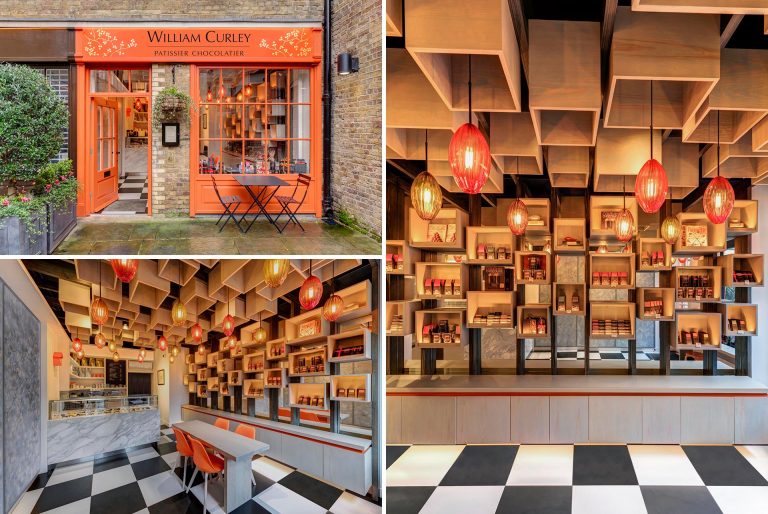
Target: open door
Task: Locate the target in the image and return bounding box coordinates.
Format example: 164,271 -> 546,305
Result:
92,98 -> 119,212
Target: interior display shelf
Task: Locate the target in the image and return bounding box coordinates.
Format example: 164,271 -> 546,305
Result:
328,328 -> 371,363
288,382 -> 328,411
717,254 -> 764,287
219,382 -> 232,396
636,288 -> 676,321
718,303 -> 758,337
243,351 -> 265,373
553,218 -> 587,253
674,312 -> 722,351
415,261 -> 466,299
408,208 -> 468,251
553,283 -> 586,316
386,240 -> 420,275
196,369 -> 209,381
673,213 -> 727,255
590,302 -> 636,339
637,238 -> 672,271
521,198 -> 551,234
265,338 -> 287,361
465,226 -> 515,264
196,385 -> 208,398
330,374 -> 371,403
243,378 -> 265,399
515,251 -> 551,285
727,200 -> 758,236
386,300 -> 419,337
466,291 -> 515,328
216,358 -> 235,373
264,368 -> 287,389
516,304 -> 551,339
285,308 -> 331,346
287,345 -> 328,377
589,196 -> 639,241
228,370 -> 243,386
206,352 -> 219,368
414,308 -> 464,348
673,266 -> 722,302
334,279 -> 374,322
589,253 -> 636,289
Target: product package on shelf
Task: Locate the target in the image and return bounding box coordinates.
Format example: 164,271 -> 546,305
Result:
520,316 -> 547,336
641,250 -> 666,268
427,222 -> 457,243
481,266 -> 513,290
292,354 -> 325,375
298,319 -> 321,337
421,320 -> 460,345
592,319 -> 632,337
643,300 -> 664,317
592,271 -> 629,287
423,278 -> 462,297
683,225 -> 708,247
678,329 -> 712,347
521,255 -> 546,281
732,269 -> 756,285
728,318 -> 748,333
677,273 -> 714,300
476,244 -> 510,260
472,311 -> 512,326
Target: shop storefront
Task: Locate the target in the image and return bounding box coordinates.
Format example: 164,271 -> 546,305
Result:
72,27 -> 323,217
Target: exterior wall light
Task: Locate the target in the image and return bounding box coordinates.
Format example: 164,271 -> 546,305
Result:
337,53 -> 359,75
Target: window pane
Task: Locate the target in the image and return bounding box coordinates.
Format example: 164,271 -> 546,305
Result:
244,69 -> 266,103
268,70 -> 287,102
245,141 -> 266,174
222,141 -> 243,174
290,69 -> 310,103
199,68 -> 221,103
290,141 -> 310,174
290,105 -> 310,139
110,70 -> 130,92
223,104 -> 242,139
130,70 -> 149,92
91,70 -> 109,92
267,141 -> 288,174
221,68 -> 243,104
198,140 -> 221,173
268,104 -> 287,138
244,105 -> 266,139
200,105 -> 222,139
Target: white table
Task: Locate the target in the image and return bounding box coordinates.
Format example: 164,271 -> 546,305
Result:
174,420 -> 269,512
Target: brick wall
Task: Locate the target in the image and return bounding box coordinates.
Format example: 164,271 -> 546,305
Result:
330,0 -> 382,237
151,64 -> 191,216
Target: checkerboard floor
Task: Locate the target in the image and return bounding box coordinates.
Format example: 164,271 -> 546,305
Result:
527,349 -> 660,361
387,444 -> 768,513
12,426 -> 381,514
95,172 -> 148,215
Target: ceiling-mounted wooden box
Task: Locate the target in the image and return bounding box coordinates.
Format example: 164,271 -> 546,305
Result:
128,260 -> 171,310
701,135 -> 768,179
490,113 -> 543,175
528,20 -> 601,146
594,126 -> 662,192
631,0 -> 768,14
429,160 -> 505,194
605,7 -> 719,130
157,259 -> 199,286
663,137 -> 700,199
548,147 -> 590,188
682,49 -> 768,144
404,0 -> 521,113
386,0 -> 403,36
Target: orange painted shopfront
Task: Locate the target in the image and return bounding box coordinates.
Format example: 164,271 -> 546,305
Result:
73,27 -> 323,218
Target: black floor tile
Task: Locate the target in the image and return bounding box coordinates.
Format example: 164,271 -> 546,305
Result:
646,353 -> 661,360
386,487 -> 435,514
131,455 -> 171,480
90,482 -> 146,514
572,445 -> 638,485
148,491 -> 203,514
156,441 -> 178,456
387,445 -> 410,469
251,470 -> 276,497
496,486 -> 572,514
161,424 -> 169,429
32,475 -> 92,513
231,498 -> 273,514
600,353 -> 625,360
641,486 -> 722,514
682,446 -> 768,486
27,470 -> 53,491
94,453 -> 131,473
174,462 -> 204,489
278,471 -> 344,509
440,445 -> 518,486
557,351 -> 577,358
167,433 -> 177,442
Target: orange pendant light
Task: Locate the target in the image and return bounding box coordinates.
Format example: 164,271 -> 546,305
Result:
227,334 -> 237,350
171,345 -> 179,357
157,335 -> 168,352
94,332 -> 106,349
91,262 -> 109,325
614,178 -> 635,242
635,81 -> 668,214
322,261 -> 344,322
72,337 -> 83,353
191,322 -> 203,343
507,199 -> 528,236
299,260 -> 323,310
76,350 -> 84,360
263,259 -> 290,288
111,259 -> 138,283
411,130 -> 443,221
198,344 -> 206,355
108,341 -> 117,353
704,112 -> 734,224
170,265 -> 187,326
112,351 -> 120,362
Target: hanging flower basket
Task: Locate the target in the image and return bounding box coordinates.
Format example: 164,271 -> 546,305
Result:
153,86 -> 194,127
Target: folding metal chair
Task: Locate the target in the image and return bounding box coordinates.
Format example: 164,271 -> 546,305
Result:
210,174 -> 244,233
273,174 -> 311,233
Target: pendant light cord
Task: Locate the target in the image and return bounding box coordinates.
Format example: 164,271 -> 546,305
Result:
468,55 -> 472,124
425,129 -> 429,172
649,80 -> 654,159
717,110 -> 721,178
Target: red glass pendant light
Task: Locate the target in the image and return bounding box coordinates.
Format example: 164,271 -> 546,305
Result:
299,260 -> 323,310
191,322 -> 203,343
206,89 -> 213,102
157,335 -> 168,352
111,259 -> 138,283
506,199 -> 528,236
704,111 -> 734,224
635,81 -> 668,214
448,56 -> 490,194
72,337 -> 82,353
222,314 -> 235,336
76,350 -> 84,360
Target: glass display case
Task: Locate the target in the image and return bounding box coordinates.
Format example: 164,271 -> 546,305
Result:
61,387 -> 128,399
49,395 -> 157,420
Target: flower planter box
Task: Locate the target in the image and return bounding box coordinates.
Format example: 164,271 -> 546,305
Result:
47,198 -> 77,251
0,213 -> 48,255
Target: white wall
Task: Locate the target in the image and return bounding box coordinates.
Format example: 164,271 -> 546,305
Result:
750,187 -> 768,386
152,347 -> 188,426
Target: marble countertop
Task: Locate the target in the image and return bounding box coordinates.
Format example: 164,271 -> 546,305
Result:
387,375 -> 768,394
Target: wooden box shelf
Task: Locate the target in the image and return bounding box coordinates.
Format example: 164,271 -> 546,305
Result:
728,200 -> 759,236
196,385 -> 208,398
188,381 -> 197,393
386,300 -> 419,336
631,0 -> 768,14
589,196 -> 639,240
287,346 -> 328,377
194,351 -> 206,365
515,251 -> 551,285
548,146 -> 590,188
553,218 -> 587,253
718,254 -> 764,287
467,291 -> 515,328
289,382 -> 328,411
414,309 -> 464,348
328,328 -> 371,363
285,308 -> 330,346
196,368 -> 208,382
637,238 -> 672,271
522,198 -> 551,234
265,338 -> 287,361
334,280 -> 373,322
264,368 -> 287,389
408,208 -> 467,251
243,352 -> 265,373
330,374 -> 371,403
637,288 -> 676,321
673,213 -> 727,254
240,322 -> 269,348
415,262 -> 466,299
206,377 -> 219,390
216,358 -> 234,373
206,352 -> 218,368
490,112 -> 544,175
386,240 -> 419,275
466,227 -> 515,264
674,266 -> 722,302
675,312 -> 722,351
719,303 -> 758,336
517,304 -> 551,339
228,370 -> 243,387
243,378 -> 265,398
219,382 -> 231,396
590,302 -> 636,339
553,283 -> 586,316
589,253 -> 636,289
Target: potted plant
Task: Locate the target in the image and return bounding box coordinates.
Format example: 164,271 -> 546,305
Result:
0,63 -> 76,254
153,86 -> 194,127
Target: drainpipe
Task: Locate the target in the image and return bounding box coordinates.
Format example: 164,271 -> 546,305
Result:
322,0 -> 335,223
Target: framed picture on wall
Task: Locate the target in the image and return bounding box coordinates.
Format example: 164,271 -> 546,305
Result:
157,369 -> 165,385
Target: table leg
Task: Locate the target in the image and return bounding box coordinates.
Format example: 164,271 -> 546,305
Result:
238,185 -> 261,226
244,186 -> 281,233
224,457 -> 253,513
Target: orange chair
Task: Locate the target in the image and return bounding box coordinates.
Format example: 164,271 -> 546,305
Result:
187,437 -> 225,513
214,418 -> 230,431
172,427 -> 195,489
234,424 -> 258,485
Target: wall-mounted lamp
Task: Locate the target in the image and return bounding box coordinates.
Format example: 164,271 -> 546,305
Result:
337,53 -> 359,75
53,352 -> 63,367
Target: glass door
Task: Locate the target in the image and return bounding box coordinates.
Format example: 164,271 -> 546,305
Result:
92,98 -> 119,211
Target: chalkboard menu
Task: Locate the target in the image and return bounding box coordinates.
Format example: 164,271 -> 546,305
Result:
106,360 -> 126,386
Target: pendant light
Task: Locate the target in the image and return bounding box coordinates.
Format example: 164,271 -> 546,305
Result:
170,264 -> 187,326
171,345 -> 179,357
72,337 -> 83,353
76,349 -> 84,360
206,89 -> 213,102
111,259 -> 138,283
245,84 -> 252,97
597,242 -> 608,254
448,55 -> 490,194
94,332 -> 106,349
254,311 -> 267,345
263,259 -> 290,288
197,343 -> 205,355
112,351 -> 119,362
506,158 -> 528,235
227,334 -> 237,350
615,177 -> 635,242
191,322 -> 203,343
138,353 -> 144,363
222,289 -> 235,336
108,341 -> 117,353
90,261 -> 109,326
704,110 -> 735,224
323,261 -> 344,322
635,81 -> 668,214
169,353 -> 175,364
299,260 -> 323,310
661,197 -> 681,245
157,335 -> 168,352
411,130 -> 443,220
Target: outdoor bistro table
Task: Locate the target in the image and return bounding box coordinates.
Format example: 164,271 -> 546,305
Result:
173,420 -> 269,512
234,175 -> 289,233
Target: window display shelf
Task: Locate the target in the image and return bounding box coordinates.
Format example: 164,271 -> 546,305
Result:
386,300 -> 419,336
590,302 -> 636,339
288,382 -> 329,411
636,288 -> 676,321
285,308 -> 331,346
466,227 -> 515,264
415,262 -> 466,299
717,254 -> 764,287
589,196 -> 638,241
637,238 -> 672,271
328,328 -> 371,363
727,200 -> 758,236
386,240 -> 419,275
673,213 -> 727,254
673,266 -> 722,302
516,305 -> 551,339
243,378 -> 265,399
589,253 -> 636,289
265,338 -> 287,361
330,374 -> 371,403
522,198 -> 551,234
264,368 -> 287,389
288,346 -> 328,377
515,251 -> 551,285
553,283 -> 586,316
718,303 -> 758,337
553,218 -> 587,253
408,208 -> 468,251
414,309 -> 464,348
466,291 -> 515,328
675,312 -> 722,351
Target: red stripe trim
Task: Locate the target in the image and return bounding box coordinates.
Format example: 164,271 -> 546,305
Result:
387,391 -> 768,397
181,406 -> 369,454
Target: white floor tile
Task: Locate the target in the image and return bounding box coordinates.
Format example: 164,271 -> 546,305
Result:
635,353 -> 651,361
708,486 -> 768,514
158,435 -> 172,444
189,481 -> 226,514
737,446 -> 768,482
251,457 -> 294,482
419,486 -> 504,514
628,445 -> 704,486
47,461 -> 94,486
91,464 -> 137,496
127,447 -> 160,464
138,470 -> 184,506
328,491 -> 381,514
256,483 -> 326,514
132,510 -> 150,514
507,445 -> 574,485
161,428 -> 174,436
528,352 -> 551,360
41,497 -> 91,514
386,445 -> 464,487
9,488 -> 42,514
572,486 -> 648,514
162,451 -> 180,469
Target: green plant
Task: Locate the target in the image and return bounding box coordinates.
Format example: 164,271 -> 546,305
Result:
335,207 -> 381,242
0,64 -> 69,182
153,86 -> 194,127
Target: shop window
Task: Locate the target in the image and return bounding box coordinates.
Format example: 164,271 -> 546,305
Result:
90,68 -> 150,93
198,67 -> 311,175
